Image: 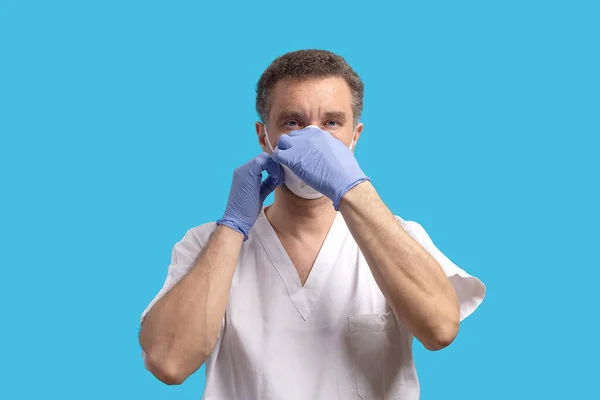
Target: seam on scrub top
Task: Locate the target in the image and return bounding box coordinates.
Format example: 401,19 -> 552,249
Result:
253,225 -> 306,319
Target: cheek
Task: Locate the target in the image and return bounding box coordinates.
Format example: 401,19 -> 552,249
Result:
332,129 -> 354,146
258,135 -> 270,153
261,132 -> 280,154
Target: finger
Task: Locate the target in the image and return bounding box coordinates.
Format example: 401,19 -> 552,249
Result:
288,125 -> 323,137
265,158 -> 284,185
248,152 -> 272,176
275,134 -> 295,150
286,130 -> 303,137
259,176 -> 280,203
270,148 -> 290,166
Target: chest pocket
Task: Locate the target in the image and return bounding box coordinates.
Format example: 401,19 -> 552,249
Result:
348,312 -> 406,400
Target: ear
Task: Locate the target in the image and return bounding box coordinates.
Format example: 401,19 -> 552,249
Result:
352,122 -> 364,151
256,121 -> 268,151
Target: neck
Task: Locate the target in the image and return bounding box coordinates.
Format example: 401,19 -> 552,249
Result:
265,186 -> 338,238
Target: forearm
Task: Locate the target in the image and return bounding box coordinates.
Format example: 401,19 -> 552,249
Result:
139,225 -> 243,383
339,182 -> 460,350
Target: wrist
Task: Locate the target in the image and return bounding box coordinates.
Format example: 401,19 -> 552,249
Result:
336,180 -> 374,211
333,178 -> 371,211
216,219 -> 249,241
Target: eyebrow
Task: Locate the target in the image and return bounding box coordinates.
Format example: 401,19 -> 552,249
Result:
322,111 -> 348,123
275,110 -> 306,123
274,110 -> 349,124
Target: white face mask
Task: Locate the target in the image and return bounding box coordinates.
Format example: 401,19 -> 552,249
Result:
264,124 -> 356,200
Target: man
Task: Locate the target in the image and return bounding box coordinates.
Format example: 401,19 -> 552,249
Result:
139,49 -> 485,399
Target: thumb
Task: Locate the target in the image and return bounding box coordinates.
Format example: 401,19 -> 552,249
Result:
271,148 -> 291,166
260,176 -> 281,203
275,134 -> 294,150
265,158 -> 284,183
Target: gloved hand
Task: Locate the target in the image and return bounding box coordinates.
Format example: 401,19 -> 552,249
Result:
271,126 -> 369,210
217,152 -> 284,240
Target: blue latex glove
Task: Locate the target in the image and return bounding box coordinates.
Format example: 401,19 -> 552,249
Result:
272,126 -> 369,210
217,153 -> 284,240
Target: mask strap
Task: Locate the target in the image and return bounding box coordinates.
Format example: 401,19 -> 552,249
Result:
349,126 -> 358,150
264,125 -> 275,152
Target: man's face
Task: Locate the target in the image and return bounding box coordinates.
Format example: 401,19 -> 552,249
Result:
257,77 -> 363,153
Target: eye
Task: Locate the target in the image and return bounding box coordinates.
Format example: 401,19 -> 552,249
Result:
285,120 -> 300,128
323,120 -> 343,132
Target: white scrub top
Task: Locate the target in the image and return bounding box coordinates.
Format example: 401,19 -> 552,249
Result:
141,208 -> 485,400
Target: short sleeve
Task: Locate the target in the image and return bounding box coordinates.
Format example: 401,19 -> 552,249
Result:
140,222 -> 218,324
395,216 -> 486,321
140,222 -> 221,367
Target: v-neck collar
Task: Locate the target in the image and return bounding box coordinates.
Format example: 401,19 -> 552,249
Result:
253,207 -> 349,321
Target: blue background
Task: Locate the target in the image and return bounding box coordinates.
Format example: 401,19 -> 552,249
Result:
1,0 -> 598,398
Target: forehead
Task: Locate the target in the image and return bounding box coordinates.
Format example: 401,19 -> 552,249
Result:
269,77 -> 353,118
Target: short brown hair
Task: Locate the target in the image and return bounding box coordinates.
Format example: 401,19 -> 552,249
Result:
256,49 -> 364,125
